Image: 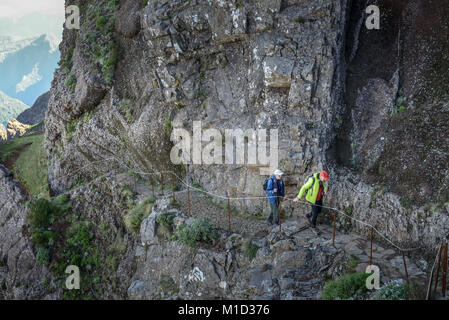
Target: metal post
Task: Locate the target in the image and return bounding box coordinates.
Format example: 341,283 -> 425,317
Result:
332,211 -> 336,247
402,251 -> 409,283
171,172 -> 175,201
434,243 -> 443,296
442,241 -> 448,297
187,186 -> 191,217
370,227 -> 374,265
227,198 -> 231,233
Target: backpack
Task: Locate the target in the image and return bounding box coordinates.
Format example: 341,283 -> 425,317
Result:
263,177 -> 273,191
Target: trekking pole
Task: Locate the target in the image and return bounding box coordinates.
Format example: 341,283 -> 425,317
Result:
133,173 -> 137,193
434,243 -> 443,296
402,250 -> 409,283
370,227 -> 374,265
227,198 -> 231,233
114,159 -> 117,175
442,240 -> 448,297
332,210 -> 336,247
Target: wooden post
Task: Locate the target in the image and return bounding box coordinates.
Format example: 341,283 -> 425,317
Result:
278,198 -> 282,233
370,227 -> 374,265
442,241 -> 448,297
187,186 -> 191,217
152,177 -> 155,198
332,211 -> 336,247
227,198 -> 231,233
171,172 -> 175,201
426,262 -> 435,300
434,243 -> 443,296
402,251 -> 409,283
160,173 -> 163,191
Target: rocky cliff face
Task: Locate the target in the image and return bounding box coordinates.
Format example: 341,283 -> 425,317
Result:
44,0 -> 448,253
0,165 -> 55,299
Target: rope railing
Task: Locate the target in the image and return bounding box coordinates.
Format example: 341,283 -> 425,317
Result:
48,156 -> 448,291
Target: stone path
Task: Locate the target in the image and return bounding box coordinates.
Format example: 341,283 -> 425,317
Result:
132,178 -> 431,291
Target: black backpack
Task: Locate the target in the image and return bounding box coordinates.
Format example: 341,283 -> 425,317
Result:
263,177 -> 273,191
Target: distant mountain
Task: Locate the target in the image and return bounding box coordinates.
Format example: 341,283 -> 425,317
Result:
17,91 -> 50,125
0,90 -> 29,127
0,34 -> 60,106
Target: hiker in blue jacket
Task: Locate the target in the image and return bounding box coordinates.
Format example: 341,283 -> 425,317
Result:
265,169 -> 285,225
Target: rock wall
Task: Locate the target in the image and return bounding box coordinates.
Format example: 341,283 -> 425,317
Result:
0,165 -> 55,299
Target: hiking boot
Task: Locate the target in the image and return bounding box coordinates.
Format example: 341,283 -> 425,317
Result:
311,225 -> 321,235
305,213 -> 312,225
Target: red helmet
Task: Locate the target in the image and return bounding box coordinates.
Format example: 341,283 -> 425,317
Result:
320,171 -> 330,181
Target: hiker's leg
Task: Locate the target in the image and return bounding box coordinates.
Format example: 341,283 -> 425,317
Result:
273,200 -> 279,224
267,202 -> 274,223
311,200 -> 322,226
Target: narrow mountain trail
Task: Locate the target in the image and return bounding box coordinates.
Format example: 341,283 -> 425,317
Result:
127,175 -> 430,292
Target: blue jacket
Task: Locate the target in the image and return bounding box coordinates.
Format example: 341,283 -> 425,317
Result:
266,175 -> 285,204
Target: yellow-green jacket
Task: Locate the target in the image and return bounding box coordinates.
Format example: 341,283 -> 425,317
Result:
297,173 -> 327,204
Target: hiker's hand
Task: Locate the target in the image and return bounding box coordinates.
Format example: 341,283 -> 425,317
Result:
293,198 -> 299,203
324,190 -> 327,195
273,188 -> 277,193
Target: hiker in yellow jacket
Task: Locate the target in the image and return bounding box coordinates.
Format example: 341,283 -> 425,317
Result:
293,171 -> 330,230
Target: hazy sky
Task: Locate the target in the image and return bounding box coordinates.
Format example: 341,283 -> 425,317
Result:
0,0 -> 65,18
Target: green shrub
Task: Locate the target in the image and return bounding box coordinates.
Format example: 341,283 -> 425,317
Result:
36,247 -> 51,265
321,272 -> 370,300
65,119 -> 78,142
28,199 -> 61,247
176,217 -> 218,248
369,280 -> 410,300
156,212 -> 175,228
64,74 -> 76,91
96,16 -> 108,30
345,207 -> 353,215
245,242 -> 259,260
124,196 -> 155,234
